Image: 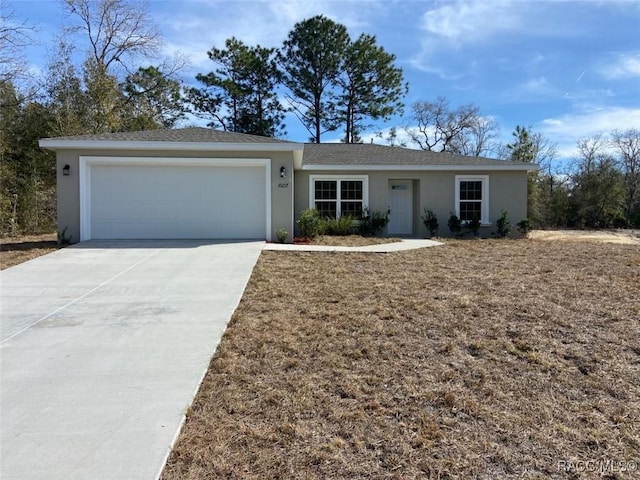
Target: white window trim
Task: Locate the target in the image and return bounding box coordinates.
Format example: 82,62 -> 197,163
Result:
309,174 -> 369,217
455,175 -> 490,225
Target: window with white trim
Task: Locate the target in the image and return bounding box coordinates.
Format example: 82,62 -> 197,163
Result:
455,175 -> 489,223
310,175 -> 368,218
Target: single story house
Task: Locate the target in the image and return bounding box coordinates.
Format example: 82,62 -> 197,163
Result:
39,128 -> 536,243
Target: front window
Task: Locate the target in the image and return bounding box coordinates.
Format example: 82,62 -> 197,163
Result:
314,180 -> 338,217
310,175 -> 368,218
455,175 -> 489,223
459,180 -> 482,221
340,181 -> 363,217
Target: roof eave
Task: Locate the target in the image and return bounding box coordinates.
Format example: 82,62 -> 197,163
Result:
301,163 -> 538,171
38,139 -> 304,152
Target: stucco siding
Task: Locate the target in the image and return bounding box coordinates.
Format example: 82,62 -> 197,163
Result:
56,152 -> 81,243
295,169 -> 528,237
55,144 -> 527,242
488,172 -> 528,228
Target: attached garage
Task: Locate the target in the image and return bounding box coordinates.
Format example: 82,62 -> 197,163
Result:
39,128 -> 302,243
84,157 -> 269,240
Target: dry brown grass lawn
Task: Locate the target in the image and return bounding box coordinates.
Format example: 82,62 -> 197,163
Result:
0,233 -> 61,270
163,239 -> 640,480
310,235 -> 401,247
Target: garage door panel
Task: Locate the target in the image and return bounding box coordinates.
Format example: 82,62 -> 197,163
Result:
89,164 -> 266,239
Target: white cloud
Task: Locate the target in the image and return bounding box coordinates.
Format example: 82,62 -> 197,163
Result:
536,106 -> 640,158
600,53 -> 640,79
410,0 -> 595,79
421,0 -> 519,43
563,88 -> 616,102
156,1 -> 380,62
538,106 -> 640,138
155,1 -> 383,77
410,0 -> 524,77
522,77 -> 553,94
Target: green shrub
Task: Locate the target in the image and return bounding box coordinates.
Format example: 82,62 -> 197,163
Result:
297,208 -> 322,239
358,208 -> 389,236
275,228 -> 288,243
517,218 -> 533,236
448,213 -> 462,237
322,215 -> 356,236
467,213 -> 481,237
421,208 -> 439,237
496,210 -> 511,238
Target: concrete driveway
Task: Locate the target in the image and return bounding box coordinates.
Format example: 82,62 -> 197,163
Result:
0,240 -> 264,480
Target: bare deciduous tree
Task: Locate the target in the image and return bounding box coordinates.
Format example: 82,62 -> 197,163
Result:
64,0 -> 161,73
0,0 -> 36,88
570,134 -> 625,227
449,116 -> 500,157
405,97 -> 496,155
574,134 -> 609,173
59,0 -> 186,133
610,129 -> 640,225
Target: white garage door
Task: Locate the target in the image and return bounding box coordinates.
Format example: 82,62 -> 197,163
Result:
89,164 -> 267,239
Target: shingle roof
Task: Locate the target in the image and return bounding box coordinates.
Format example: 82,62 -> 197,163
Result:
42,127 -> 296,144
302,143 -> 529,167
40,128 -> 534,169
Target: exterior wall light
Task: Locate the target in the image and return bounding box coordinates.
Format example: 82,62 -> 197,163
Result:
279,166 -> 287,178
63,164 -> 70,176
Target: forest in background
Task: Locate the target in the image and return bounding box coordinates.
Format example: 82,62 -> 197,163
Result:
1,0 -> 638,236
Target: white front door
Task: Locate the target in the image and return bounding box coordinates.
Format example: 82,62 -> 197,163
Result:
387,180 -> 413,235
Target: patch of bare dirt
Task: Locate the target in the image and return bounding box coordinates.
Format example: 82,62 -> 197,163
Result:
162,239 -> 640,480
529,229 -> 640,245
0,233 -> 62,270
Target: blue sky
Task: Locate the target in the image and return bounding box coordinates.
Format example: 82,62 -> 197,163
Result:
10,0 -> 640,159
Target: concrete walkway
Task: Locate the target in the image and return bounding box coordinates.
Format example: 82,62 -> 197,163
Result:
263,238 -> 443,252
0,240 -> 263,480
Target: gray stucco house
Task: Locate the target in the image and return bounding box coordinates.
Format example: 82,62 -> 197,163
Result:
39,128 -> 535,243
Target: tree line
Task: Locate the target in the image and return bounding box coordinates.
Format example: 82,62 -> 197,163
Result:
1,0 -> 638,236
393,99 -> 640,229
1,0 -> 186,234
505,126 -> 640,229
